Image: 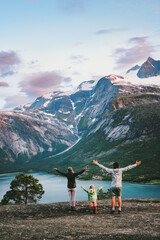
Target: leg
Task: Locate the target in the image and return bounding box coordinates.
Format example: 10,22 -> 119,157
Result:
93,201 -> 97,214
118,196 -> 122,213
68,189 -> 72,207
118,196 -> 122,209
90,202 -> 94,213
112,196 -> 116,210
71,188 -> 76,207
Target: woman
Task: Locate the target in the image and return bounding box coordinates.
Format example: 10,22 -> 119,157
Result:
53,166 -> 87,210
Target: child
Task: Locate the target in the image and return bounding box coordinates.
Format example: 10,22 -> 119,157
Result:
81,184 -> 104,214
93,160 -> 141,213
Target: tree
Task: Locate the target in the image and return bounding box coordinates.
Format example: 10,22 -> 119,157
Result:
1,173 -> 45,205
97,188 -> 112,200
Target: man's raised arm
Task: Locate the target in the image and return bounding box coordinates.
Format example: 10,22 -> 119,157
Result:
93,160 -> 113,173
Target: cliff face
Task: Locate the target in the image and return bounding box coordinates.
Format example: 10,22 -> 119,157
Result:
0,111 -> 78,164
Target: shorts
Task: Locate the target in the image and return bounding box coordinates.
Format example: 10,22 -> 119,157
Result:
111,187 -> 122,197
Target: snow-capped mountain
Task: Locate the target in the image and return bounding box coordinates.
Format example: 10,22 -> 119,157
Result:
0,57 -> 160,181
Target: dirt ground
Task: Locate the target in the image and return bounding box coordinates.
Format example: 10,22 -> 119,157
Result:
0,198 -> 160,240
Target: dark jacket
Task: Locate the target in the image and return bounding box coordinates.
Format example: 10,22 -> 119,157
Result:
56,169 -> 85,188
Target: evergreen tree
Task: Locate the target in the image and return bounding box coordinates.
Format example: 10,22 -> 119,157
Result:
1,173 -> 44,205
97,188 -> 112,200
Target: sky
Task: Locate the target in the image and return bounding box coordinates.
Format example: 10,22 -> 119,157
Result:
0,0 -> 160,110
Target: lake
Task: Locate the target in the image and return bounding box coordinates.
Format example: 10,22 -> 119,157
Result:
0,172 -> 160,204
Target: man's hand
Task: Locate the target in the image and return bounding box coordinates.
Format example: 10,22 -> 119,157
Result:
81,186 -> 83,188
136,161 -> 141,166
102,185 -> 104,188
53,168 -> 57,171
83,167 -> 87,170
93,160 -> 98,165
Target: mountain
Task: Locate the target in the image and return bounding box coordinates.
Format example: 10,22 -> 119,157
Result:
137,57 -> 160,78
0,57 -> 160,183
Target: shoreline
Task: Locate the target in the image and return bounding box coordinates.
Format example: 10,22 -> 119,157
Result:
0,171 -> 160,185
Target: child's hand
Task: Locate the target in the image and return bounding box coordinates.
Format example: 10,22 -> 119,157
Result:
81,186 -> 83,188
53,168 -> 57,171
93,160 -> 98,165
136,161 -> 141,166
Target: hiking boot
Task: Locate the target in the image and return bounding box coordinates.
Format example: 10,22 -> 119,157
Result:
71,206 -> 76,211
118,210 -> 122,214
111,210 -> 115,214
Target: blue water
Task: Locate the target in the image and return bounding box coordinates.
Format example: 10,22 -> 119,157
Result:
0,172 -> 160,204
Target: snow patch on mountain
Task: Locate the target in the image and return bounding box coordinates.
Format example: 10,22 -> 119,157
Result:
109,70 -> 160,87
77,80 -> 97,91
124,70 -> 160,86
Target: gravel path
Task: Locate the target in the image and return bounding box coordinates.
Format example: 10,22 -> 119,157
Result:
0,198 -> 160,240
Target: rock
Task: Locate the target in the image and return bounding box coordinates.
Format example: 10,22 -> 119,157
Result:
0,198 -> 159,240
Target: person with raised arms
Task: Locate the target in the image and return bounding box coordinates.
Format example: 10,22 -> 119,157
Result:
53,166 -> 87,210
93,160 -> 141,214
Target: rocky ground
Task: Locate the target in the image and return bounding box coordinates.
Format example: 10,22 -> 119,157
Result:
0,198 -> 160,240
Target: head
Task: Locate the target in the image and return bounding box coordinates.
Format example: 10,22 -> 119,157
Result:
89,185 -> 94,190
68,167 -> 74,173
113,162 -> 120,169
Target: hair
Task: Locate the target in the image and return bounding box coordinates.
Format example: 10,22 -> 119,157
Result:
68,167 -> 73,172
113,162 -> 119,169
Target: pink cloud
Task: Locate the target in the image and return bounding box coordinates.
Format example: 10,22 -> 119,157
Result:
4,95 -> 27,109
114,37 -> 155,69
75,41 -> 85,46
20,71 -> 72,97
0,82 -> 9,87
0,50 -> 21,74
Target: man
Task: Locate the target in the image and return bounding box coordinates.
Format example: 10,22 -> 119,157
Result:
93,160 -> 141,213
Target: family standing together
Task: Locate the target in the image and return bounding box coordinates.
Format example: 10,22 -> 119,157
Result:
54,160 -> 141,214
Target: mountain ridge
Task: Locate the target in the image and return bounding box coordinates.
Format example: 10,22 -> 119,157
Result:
0,57 -> 160,182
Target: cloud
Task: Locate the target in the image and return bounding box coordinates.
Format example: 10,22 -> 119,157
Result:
0,51 -> 21,75
95,28 -> 126,35
56,0 -> 85,13
0,82 -> 9,87
114,37 -> 155,69
1,71 -> 15,78
69,55 -> 88,64
20,71 -> 71,97
63,77 -> 72,83
4,95 -> 27,109
75,41 -> 85,46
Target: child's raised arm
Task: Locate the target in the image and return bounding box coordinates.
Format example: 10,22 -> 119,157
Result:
81,186 -> 89,193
